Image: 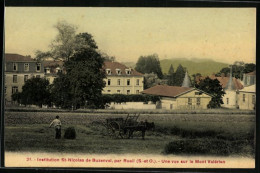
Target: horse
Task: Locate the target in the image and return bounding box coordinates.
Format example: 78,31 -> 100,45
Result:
126,120 -> 155,140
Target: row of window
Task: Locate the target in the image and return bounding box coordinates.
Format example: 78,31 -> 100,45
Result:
188,98 -> 201,106
107,79 -> 140,86
106,69 -> 132,75
242,94 -> 255,104
11,63 -> 41,72
11,75 -> 41,83
107,90 -> 140,94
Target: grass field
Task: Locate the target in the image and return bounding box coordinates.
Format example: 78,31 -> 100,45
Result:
4,111 -> 255,157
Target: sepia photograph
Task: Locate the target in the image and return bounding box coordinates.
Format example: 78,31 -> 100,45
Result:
3,7 -> 256,169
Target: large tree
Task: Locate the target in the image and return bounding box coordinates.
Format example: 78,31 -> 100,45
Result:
36,21 -> 107,109
195,77 -> 225,108
135,54 -> 163,79
13,77 -> 51,107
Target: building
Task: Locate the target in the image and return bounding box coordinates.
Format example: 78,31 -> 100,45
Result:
243,70 -> 256,87
102,61 -> 144,95
43,61 -> 64,84
237,84 -> 255,110
142,85 -> 212,110
197,72 -> 244,109
5,53 -> 45,104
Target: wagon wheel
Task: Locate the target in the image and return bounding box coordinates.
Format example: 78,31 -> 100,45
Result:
119,128 -> 130,139
107,121 -> 121,139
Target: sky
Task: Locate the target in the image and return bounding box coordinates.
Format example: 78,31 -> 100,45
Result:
5,7 -> 256,64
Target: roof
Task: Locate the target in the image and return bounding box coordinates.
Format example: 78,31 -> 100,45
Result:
245,70 -> 256,76
141,85 -> 194,98
43,61 -> 64,68
5,53 -> 35,62
197,75 -> 243,90
239,84 -> 255,93
103,61 -> 143,76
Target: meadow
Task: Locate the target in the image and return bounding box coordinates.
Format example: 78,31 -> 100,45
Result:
4,111 -> 255,157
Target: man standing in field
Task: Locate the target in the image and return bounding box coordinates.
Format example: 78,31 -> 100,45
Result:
49,115 -> 62,139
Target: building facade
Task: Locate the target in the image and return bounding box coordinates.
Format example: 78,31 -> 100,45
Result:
142,85 -> 212,110
43,61 -> 64,84
243,71 -> 256,87
5,53 -> 45,104
237,84 -> 255,110
102,61 -> 144,95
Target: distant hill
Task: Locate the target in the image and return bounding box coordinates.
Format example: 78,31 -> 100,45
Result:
160,58 -> 229,76
121,58 -> 228,76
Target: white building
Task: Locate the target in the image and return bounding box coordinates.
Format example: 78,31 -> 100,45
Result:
102,61 -> 144,95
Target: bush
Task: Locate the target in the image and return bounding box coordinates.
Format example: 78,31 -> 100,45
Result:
64,127 -> 76,139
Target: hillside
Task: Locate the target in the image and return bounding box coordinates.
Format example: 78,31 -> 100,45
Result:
160,58 -> 229,76
121,58 -> 229,76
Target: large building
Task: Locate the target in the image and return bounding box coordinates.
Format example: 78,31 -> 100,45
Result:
243,70 -> 256,87
142,85 -> 212,110
4,53 -> 45,104
102,61 -> 144,95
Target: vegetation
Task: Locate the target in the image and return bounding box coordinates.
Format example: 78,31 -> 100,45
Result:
195,77 -> 225,108
12,77 -> 51,107
135,54 -> 163,79
160,58 -> 228,76
5,111 -> 255,157
216,62 -> 256,79
35,21 -> 106,109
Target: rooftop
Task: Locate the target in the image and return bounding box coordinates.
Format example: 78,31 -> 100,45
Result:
5,53 -> 35,62
103,61 -> 143,76
142,85 -> 194,98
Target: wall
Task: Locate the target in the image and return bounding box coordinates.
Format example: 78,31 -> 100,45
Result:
222,90 -> 237,109
160,90 -> 212,110
237,91 -> 255,110
108,102 -> 156,110
102,76 -> 144,95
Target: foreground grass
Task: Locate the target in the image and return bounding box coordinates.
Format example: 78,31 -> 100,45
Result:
4,112 -> 255,156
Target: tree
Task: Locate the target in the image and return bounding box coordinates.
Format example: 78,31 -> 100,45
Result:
174,64 -> 186,86
14,77 -> 51,107
64,48 -> 106,109
135,54 -> 163,79
195,77 -> 225,108
167,64 -> 175,86
35,21 -> 97,62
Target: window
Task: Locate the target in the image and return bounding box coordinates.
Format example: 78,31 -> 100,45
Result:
243,94 -> 246,102
195,92 -> 202,95
170,104 -> 173,109
196,98 -> 201,106
13,63 -> 18,71
127,90 -> 130,95
13,75 -> 17,83
36,63 -> 41,72
188,98 -> 192,105
107,79 -> 111,86
136,79 -> 140,86
226,98 -> 229,105
24,75 -> 28,82
127,79 -> 130,86
116,69 -> 122,75
117,79 -> 121,86
45,68 -> 50,74
106,69 -> 111,75
125,69 -> 131,75
252,95 -> 256,104
136,90 -> 139,94
117,90 -> 121,94
107,90 -> 111,93
12,86 -> 18,94
36,75 -> 40,78
24,63 -> 29,71
56,67 -> 62,73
